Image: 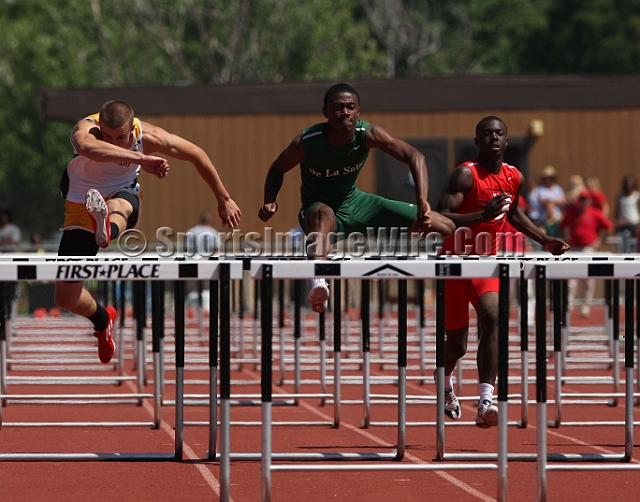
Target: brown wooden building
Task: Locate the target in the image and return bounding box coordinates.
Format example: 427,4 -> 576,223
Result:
39,75 -> 640,241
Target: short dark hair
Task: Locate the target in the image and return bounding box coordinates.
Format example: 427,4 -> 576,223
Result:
476,116 -> 507,136
99,100 -> 135,129
324,83 -> 360,106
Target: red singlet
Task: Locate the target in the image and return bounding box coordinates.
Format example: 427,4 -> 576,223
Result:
442,159 -> 521,330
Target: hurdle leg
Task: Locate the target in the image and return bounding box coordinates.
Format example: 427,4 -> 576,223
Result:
395,278 -> 407,460
361,280 -> 371,428
219,265 -> 231,501
197,280 -> 205,342
254,279 -> 260,370
260,264 -> 273,502
117,281 -> 126,380
497,265 -> 510,502
417,280 -> 426,380
535,265 -> 548,502
519,273 -> 529,428
134,281 -> 146,404
238,274 -> 245,371
611,280 -> 620,407
151,281 -> 164,428
377,280 -> 384,370
435,278 -> 445,461
561,280 -> 569,377
333,280 -> 342,427
319,311 -> 326,407
277,280 -> 285,387
293,280 -> 301,401
174,280 -> 186,460
208,278 -> 219,460
551,280 -> 562,428
624,279 -> 635,460
343,280 -> 351,357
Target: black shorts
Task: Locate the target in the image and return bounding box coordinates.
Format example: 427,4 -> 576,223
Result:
58,191 -> 140,257
58,228 -> 100,256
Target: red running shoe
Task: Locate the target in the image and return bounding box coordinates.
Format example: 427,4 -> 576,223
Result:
94,306 -> 116,364
85,188 -> 111,248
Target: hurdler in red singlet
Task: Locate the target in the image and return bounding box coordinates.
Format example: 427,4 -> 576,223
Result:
436,116 -> 568,428
441,158 -> 521,331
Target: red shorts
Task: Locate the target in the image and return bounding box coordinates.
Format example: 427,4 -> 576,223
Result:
444,278 -> 500,330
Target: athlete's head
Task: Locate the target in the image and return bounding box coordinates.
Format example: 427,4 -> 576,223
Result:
323,83 -> 360,107
323,83 -> 360,133
98,101 -> 135,148
475,116 -> 507,137
475,116 -> 508,159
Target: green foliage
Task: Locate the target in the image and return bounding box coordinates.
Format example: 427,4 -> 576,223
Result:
520,0 -> 640,73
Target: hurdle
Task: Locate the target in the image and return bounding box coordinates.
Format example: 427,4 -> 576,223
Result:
0,258 -> 240,461
255,259 -> 513,502
527,261 -> 640,502
526,256 -> 640,426
0,256 -> 144,393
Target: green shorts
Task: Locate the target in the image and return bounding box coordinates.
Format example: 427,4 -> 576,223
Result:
298,190 -> 418,237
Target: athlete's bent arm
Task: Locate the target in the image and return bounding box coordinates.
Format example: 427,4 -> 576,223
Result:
364,125 -> 431,224
142,122 -> 242,229
259,136 -> 305,222
437,165 -> 509,228
71,119 -> 169,173
507,176 -> 569,255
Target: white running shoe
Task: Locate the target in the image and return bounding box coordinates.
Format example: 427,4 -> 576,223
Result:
476,400 -> 498,428
85,189 -> 111,248
308,281 -> 330,313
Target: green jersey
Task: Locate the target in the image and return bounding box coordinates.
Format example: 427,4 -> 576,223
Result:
299,119 -> 370,209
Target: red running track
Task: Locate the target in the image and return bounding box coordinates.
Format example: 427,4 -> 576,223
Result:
1,305 -> 639,502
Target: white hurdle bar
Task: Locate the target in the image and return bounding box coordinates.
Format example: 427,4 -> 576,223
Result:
0,258 -> 242,462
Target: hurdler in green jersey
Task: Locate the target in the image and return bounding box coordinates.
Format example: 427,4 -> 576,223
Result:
299,119 -> 370,208
259,83 -> 454,312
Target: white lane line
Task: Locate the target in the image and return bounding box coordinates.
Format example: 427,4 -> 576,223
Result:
242,368 -> 495,502
124,380 -> 229,500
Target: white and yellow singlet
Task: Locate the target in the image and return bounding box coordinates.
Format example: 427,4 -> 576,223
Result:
60,114 -> 143,232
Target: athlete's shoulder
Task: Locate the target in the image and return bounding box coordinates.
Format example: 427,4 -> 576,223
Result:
85,113 -> 100,125
132,118 -> 142,141
301,123 -> 325,140
502,162 -> 522,182
455,159 -> 479,176
355,119 -> 370,131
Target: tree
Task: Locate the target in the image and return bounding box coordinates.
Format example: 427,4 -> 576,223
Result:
519,0 -> 640,73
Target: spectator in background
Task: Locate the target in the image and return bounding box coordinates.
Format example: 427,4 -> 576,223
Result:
29,232 -> 45,253
585,176 -> 610,219
527,165 -> 566,226
542,200 -> 562,238
561,190 -> 613,317
615,174 -> 640,253
185,211 -> 219,256
565,174 -> 585,205
0,207 -> 22,249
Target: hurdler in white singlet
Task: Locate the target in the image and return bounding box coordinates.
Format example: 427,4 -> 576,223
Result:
61,114 -> 143,232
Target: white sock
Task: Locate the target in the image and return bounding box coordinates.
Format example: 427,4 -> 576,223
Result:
311,278 -> 327,290
444,373 -> 454,391
479,383 -> 494,404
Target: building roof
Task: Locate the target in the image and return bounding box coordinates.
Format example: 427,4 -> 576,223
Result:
38,74 -> 640,120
